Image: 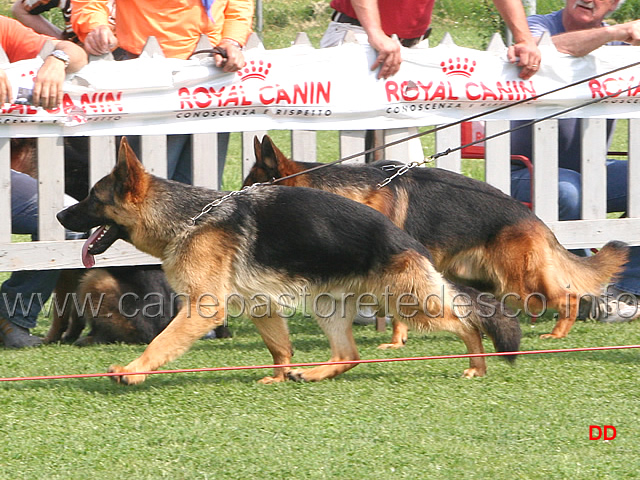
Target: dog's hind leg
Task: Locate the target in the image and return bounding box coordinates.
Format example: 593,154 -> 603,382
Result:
288,296 -> 360,382
44,269 -> 84,343
108,302 -> 223,385
252,314 -> 294,384
455,324 -> 487,378
377,320 -> 408,349
409,311 -> 488,378
62,310 -> 86,343
541,291 -> 580,339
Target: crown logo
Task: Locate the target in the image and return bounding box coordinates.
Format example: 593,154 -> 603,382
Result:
440,57 -> 476,77
238,60 -> 272,81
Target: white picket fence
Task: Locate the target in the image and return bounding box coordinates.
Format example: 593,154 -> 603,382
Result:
1,31 -> 639,272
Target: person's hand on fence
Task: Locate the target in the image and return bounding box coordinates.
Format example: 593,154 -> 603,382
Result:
215,39 -> 246,72
616,20 -> 640,45
32,55 -> 67,109
369,31 -> 401,79
83,25 -> 118,55
0,70 -> 12,104
508,38 -> 541,80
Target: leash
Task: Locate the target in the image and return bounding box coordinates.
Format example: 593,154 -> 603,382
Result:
189,60 -> 640,222
190,181 -> 266,225
269,59 -> 640,187
191,45 -> 229,59
2,344 -> 639,382
377,78 -> 640,187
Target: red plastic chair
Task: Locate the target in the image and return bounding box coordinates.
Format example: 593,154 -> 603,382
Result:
460,121 -> 534,209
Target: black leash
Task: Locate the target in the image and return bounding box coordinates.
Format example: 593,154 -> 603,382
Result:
191,46 -> 229,58
270,59 -> 640,185
191,59 -> 640,222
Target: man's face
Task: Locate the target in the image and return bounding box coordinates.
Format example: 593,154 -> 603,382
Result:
564,0 -> 619,29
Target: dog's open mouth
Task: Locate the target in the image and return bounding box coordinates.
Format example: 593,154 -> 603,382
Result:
82,224 -> 121,268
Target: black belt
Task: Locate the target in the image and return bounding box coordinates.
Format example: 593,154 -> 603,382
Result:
331,10 -> 431,48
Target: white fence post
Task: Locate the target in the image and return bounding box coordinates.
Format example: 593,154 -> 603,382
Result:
0,138 -> 10,243
532,120 -> 558,222
37,136 -> 65,241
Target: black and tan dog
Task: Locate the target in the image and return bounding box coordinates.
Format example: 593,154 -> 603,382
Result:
57,137 -> 521,385
244,136 -> 628,345
44,266 -> 183,346
10,138 -> 230,346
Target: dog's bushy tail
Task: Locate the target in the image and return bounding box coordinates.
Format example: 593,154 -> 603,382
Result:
551,238 -> 629,295
456,284 -> 521,363
582,240 -> 629,284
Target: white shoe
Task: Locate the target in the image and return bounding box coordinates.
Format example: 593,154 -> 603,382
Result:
588,288 -> 640,323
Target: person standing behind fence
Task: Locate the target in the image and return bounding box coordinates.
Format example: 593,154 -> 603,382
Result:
12,0 -> 115,44
70,0 -> 253,187
321,0 -> 542,80
321,0 -> 541,164
510,0 -> 640,323
0,16 -> 88,347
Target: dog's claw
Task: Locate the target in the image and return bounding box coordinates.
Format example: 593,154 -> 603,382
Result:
540,333 -> 564,339
108,364 -> 147,385
108,365 -> 125,384
258,375 -> 286,384
287,370 -> 307,382
462,367 -> 485,378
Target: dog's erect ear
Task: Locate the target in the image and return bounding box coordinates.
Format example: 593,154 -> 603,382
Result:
260,135 -> 284,171
114,137 -> 149,202
253,136 -> 263,165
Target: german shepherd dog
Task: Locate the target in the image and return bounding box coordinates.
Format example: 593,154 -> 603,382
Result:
44,266 -> 179,346
57,137 -> 521,384
10,138 -> 230,346
243,136 -> 628,346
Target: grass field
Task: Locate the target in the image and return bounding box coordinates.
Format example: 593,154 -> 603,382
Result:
2,314 -> 640,479
2,1 -> 640,478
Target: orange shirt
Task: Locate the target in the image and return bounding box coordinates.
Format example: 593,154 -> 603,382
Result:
71,0 -> 253,59
0,15 -> 52,62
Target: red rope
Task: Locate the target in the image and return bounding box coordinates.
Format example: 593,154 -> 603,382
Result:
1,344 -> 638,383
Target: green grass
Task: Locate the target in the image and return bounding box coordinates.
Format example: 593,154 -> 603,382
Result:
3,1 -> 640,478
2,313 -> 640,479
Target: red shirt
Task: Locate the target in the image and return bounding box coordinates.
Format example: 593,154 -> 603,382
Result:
0,15 -> 51,62
329,0 -> 434,39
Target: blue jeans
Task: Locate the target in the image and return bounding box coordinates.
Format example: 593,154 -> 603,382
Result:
0,171 -> 82,329
511,159 -> 640,295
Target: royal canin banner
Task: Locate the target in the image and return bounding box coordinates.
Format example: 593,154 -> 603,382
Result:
2,42 -> 640,137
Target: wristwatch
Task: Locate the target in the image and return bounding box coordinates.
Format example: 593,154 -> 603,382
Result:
49,49 -> 70,68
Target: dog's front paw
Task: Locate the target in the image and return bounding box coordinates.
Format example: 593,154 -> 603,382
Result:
257,375 -> 287,384
108,364 -> 147,385
286,369 -> 308,382
539,333 -> 564,339
377,342 -> 405,350
462,367 -> 486,378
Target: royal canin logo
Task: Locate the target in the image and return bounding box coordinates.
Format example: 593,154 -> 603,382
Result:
238,60 -> 272,81
440,57 -> 476,77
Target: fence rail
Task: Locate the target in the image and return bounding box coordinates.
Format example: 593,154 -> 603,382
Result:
1,30 -> 639,272
1,117 -> 639,273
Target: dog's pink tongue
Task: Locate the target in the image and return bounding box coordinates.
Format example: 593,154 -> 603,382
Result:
81,226 -> 105,268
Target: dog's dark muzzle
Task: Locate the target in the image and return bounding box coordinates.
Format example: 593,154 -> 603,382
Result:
57,202 -> 102,233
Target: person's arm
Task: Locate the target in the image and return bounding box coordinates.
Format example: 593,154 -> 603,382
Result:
70,0 -> 116,55
551,20 -> 640,56
492,0 -> 541,80
216,0 -> 253,72
11,0 -> 64,39
32,39 -> 88,109
349,0 -> 401,79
